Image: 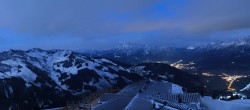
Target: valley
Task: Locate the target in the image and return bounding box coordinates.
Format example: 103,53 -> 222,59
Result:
1,37 -> 250,109
87,37 -> 250,95
0,49 -> 203,109
221,74 -> 248,91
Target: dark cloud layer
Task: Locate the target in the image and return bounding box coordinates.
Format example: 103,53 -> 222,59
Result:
0,0 -> 162,36
0,0 -> 250,50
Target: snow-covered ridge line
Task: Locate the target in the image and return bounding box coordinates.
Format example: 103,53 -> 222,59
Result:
0,48 -> 136,93
0,48 -> 145,108
241,83 -> 250,91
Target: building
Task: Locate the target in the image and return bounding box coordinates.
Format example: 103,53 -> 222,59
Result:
93,80 -> 203,110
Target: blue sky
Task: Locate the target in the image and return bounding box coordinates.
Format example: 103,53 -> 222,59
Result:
1,0 -> 250,51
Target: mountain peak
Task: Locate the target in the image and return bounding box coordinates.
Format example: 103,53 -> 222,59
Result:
201,36 -> 250,49
28,48 -> 45,52
187,46 -> 195,50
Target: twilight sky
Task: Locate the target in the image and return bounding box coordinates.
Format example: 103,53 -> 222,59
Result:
1,0 -> 250,51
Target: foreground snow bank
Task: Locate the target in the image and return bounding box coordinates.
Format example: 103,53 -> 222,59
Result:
201,96 -> 250,110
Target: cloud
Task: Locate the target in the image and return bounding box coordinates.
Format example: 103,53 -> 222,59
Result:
0,0 -> 163,37
1,0 -> 249,36
178,0 -> 250,33
0,0 -> 250,50
123,0 -> 250,34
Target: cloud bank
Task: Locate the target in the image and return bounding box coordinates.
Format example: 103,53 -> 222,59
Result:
0,0 -> 250,50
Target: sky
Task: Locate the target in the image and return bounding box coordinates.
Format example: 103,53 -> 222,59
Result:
1,0 -> 250,51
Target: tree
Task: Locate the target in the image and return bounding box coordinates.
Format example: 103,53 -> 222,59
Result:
212,90 -> 218,99
229,94 -> 240,100
152,102 -> 156,109
199,86 -> 205,97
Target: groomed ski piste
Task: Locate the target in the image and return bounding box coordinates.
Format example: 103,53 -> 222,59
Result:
94,80 -> 203,110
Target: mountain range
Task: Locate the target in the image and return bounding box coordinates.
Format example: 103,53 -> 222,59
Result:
1,37 -> 250,109
0,48 -> 200,109
83,37 -> 250,93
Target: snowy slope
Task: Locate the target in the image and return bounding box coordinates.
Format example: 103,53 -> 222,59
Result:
84,37 -> 250,72
0,48 -> 142,109
241,83 -> 250,91
0,48 -> 203,109
201,96 -> 250,110
172,83 -> 183,93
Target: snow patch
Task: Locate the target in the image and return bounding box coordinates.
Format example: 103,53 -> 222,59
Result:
0,60 -> 37,85
201,96 -> 250,110
187,46 -> 195,50
172,83 -> 183,93
240,83 -> 250,91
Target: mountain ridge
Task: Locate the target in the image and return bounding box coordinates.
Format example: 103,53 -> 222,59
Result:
0,48 -> 200,109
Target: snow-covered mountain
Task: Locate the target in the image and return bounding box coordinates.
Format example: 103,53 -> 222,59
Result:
200,37 -> 250,50
81,37 -> 250,95
85,36 -> 250,71
241,84 -> 250,91
84,43 -> 186,64
0,48 -> 143,109
0,48 -> 201,109
190,37 -> 250,71
2,37 -> 250,109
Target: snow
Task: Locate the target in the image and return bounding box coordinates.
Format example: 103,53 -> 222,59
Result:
201,96 -> 250,110
171,83 -> 183,93
0,60 -> 37,85
85,60 -> 100,70
203,37 -> 250,49
0,49 -> 137,95
27,51 -> 48,59
96,80 -> 192,110
100,58 -> 117,66
143,50 -> 149,54
4,88 -> 9,98
95,78 -> 113,89
44,107 -> 64,110
187,46 -> 195,50
8,86 -> 13,94
158,75 -> 167,79
221,42 -> 234,46
240,83 -> 250,91
236,41 -> 247,46
130,66 -> 147,76
114,55 -> 120,58
108,66 -> 120,72
50,71 -> 68,90
53,63 -> 79,75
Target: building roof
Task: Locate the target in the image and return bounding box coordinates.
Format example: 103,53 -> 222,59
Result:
93,80 -> 201,110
